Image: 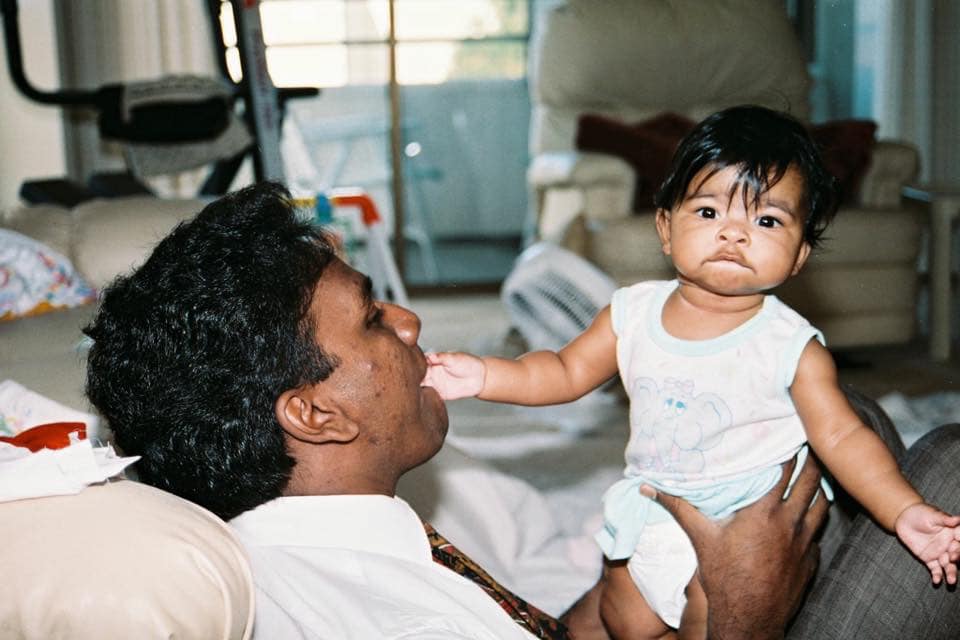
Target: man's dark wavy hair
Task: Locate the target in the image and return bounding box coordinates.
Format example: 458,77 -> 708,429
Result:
84,182 -> 338,520
654,105 -> 839,248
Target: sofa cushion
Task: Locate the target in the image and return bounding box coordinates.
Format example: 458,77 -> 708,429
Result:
531,0 -> 811,156
0,304 -> 96,416
0,480 -> 254,639
0,204 -> 73,258
71,196 -> 207,289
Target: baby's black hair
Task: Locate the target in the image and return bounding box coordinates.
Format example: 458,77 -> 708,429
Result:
654,105 -> 839,247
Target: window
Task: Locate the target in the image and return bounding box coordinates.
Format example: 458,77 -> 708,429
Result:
218,0 -> 529,87
218,0 -> 533,288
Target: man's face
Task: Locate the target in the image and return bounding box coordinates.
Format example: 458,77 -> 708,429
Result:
307,258 -> 448,478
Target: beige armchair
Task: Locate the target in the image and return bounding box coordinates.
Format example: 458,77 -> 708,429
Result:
527,0 -> 923,349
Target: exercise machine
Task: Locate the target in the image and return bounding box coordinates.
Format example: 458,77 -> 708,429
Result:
0,0 -> 315,205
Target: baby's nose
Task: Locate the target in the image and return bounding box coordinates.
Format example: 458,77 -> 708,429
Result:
717,222 -> 749,244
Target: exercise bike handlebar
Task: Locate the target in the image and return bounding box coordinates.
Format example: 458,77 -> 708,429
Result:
1,0 -> 317,110
0,0 -> 101,107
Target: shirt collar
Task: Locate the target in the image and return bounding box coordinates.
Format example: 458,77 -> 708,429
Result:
229,494 -> 433,566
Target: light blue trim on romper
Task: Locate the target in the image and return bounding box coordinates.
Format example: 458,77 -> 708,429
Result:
646,280 -> 777,356
772,298 -> 826,389
597,281 -> 833,561
609,286 -> 631,336
595,446 -> 834,560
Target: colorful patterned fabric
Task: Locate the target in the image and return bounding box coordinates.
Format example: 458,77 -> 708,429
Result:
424,522 -> 570,639
0,229 -> 96,321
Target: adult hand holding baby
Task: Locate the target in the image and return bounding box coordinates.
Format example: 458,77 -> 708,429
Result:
641,453 -> 828,640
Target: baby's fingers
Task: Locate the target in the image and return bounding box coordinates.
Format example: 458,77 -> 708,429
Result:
949,540 -> 960,563
425,351 -> 455,368
927,559 -> 944,585
944,556 -> 957,585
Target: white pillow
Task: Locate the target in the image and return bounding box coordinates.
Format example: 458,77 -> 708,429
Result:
0,480 -> 254,639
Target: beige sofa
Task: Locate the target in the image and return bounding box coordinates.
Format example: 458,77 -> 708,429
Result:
527,0 -> 924,349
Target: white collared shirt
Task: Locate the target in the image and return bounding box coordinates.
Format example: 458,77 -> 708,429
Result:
230,494 -> 538,639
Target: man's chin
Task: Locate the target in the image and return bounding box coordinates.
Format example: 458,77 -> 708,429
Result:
421,383 -> 447,409
420,385 -> 450,434
411,417 -> 449,474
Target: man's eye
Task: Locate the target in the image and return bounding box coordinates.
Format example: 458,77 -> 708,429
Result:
366,307 -> 384,327
696,207 -> 717,219
757,215 -> 781,228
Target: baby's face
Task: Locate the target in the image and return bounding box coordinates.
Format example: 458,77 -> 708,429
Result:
655,164 -> 811,297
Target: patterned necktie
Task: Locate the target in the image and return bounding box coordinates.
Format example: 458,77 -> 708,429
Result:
423,522 -> 570,639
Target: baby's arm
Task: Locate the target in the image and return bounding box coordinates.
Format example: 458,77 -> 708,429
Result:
791,340 -> 960,584
424,306 -> 619,405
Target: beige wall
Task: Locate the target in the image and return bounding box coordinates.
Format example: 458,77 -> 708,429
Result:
0,0 -> 65,210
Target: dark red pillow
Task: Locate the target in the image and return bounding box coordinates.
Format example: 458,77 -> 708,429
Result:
575,112 -> 695,212
810,119 -> 878,204
574,112 -> 877,211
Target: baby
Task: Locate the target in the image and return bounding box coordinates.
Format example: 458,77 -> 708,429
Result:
423,105 -> 960,639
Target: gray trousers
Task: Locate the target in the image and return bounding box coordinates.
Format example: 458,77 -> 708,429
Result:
788,387 -> 960,639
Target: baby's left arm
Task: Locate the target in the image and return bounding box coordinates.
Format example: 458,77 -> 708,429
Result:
790,339 -> 960,585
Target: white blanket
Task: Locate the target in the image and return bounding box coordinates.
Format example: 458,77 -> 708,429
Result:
0,380 -> 137,503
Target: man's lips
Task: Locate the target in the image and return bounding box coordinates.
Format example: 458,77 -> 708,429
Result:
416,347 -> 429,384
418,346 -> 441,390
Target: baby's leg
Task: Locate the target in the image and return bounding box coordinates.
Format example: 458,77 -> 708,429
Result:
600,558 -> 675,640
677,573 -> 707,640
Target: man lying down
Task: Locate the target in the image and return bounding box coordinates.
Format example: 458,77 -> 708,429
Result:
84,182 -> 960,639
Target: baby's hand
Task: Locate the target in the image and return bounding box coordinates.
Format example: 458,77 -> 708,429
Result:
422,351 -> 486,400
894,502 -> 960,585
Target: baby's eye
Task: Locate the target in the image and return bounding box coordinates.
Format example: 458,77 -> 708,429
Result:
757,215 -> 782,228
696,207 -> 717,219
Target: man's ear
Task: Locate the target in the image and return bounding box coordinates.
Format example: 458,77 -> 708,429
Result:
655,208 -> 672,255
791,241 -> 812,275
275,386 -> 359,444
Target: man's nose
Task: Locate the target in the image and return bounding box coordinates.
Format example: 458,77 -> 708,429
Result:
383,303 -> 421,345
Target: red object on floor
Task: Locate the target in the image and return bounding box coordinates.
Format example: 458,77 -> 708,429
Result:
0,422 -> 87,452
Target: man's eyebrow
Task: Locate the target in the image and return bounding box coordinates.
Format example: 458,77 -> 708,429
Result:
360,275 -> 375,308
